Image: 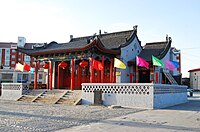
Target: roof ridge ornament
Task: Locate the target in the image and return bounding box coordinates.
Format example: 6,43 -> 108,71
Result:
133,25 -> 138,34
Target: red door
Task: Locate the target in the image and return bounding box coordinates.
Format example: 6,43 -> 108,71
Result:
62,65 -> 70,89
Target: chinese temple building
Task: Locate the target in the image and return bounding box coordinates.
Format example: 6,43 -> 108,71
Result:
18,26 -> 182,91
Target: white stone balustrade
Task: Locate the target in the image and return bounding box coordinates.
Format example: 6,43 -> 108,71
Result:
82,83 -> 188,109
0,83 -> 29,100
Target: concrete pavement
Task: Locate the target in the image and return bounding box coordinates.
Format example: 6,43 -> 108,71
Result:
58,92 -> 200,132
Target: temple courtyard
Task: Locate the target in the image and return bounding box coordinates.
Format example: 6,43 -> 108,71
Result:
0,92 -> 199,132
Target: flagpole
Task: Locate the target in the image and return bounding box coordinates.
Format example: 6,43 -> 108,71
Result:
153,65 -> 154,84
21,71 -> 23,83
136,56 -> 138,83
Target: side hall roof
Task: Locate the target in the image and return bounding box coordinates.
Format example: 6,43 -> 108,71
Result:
128,36 -> 172,63
138,37 -> 171,61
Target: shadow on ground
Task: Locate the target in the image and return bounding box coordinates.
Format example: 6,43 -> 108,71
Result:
163,92 -> 200,112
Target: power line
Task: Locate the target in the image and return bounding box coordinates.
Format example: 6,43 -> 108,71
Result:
182,52 -> 200,58
181,47 -> 200,50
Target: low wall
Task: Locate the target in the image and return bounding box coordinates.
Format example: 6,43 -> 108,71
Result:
0,83 -> 29,100
153,84 -> 187,108
82,83 -> 188,109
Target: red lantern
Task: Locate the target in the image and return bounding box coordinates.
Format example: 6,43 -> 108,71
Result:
142,71 -> 146,75
43,63 -> 49,69
79,60 -> 88,67
59,61 -> 67,69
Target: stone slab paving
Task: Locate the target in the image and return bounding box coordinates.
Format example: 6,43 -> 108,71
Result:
0,100 -> 143,132
58,92 -> 200,132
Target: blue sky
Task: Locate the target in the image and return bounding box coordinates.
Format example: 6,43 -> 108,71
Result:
0,0 -> 200,77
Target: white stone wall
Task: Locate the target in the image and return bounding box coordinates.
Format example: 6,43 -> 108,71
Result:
153,84 -> 187,108
0,83 -> 29,100
120,37 -> 142,83
154,93 -> 187,108
82,83 -> 154,109
82,83 -> 187,109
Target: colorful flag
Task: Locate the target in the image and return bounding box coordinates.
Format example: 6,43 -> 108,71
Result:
166,60 -> 174,71
114,58 -> 126,69
93,59 -> 104,70
24,62 -> 31,71
152,56 -> 164,67
30,68 -> 35,73
136,56 -> 149,69
171,61 -> 179,68
15,62 -> 24,72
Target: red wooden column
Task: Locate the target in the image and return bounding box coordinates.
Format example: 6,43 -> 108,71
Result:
70,58 -> 75,90
34,61 -> 38,89
97,70 -> 101,83
77,65 -> 81,88
130,73 -> 133,83
109,58 -> 113,83
49,60 -> 53,90
57,63 -> 60,89
90,56 -> 94,83
113,67 -> 116,83
155,72 -> 159,83
101,56 -> 104,83
150,65 -> 154,83
47,66 -> 49,89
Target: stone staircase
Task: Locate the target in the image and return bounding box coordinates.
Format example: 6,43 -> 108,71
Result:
17,90 -> 82,105
17,95 -> 35,103
163,69 -> 178,85
17,90 -> 47,103
54,90 -> 82,105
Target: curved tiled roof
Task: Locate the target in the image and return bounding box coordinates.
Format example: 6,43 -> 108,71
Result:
18,29 -> 137,56
127,37 -> 172,64
138,37 -> 172,61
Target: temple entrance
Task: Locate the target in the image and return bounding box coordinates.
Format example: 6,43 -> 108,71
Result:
56,57 -> 115,90
139,69 -> 150,83
55,61 -> 71,89
74,60 -> 90,89
61,66 -> 71,88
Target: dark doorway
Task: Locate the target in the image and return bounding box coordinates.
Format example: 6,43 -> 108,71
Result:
139,70 -> 150,83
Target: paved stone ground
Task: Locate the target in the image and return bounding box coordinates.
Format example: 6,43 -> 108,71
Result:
0,100 -> 143,132
59,92 -> 200,132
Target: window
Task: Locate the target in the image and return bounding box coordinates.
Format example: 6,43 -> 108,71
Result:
39,74 -> 43,79
18,52 -> 21,55
24,55 -> 30,61
5,60 -> 10,66
5,49 -> 10,65
2,73 -> 13,80
2,73 -> 13,82
31,74 -> 34,80
18,58 -> 21,61
11,61 -> 15,64
12,55 -> 15,59
17,74 -> 28,82
25,61 -> 30,65
6,56 -> 10,60
5,48 -> 10,54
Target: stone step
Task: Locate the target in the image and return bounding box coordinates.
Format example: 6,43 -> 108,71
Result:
17,95 -> 35,102
20,90 -> 82,105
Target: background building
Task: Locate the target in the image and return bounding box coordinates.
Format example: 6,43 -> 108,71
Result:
188,68 -> 200,90
0,37 -> 46,85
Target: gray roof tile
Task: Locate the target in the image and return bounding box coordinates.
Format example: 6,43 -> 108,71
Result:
18,29 -> 136,55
